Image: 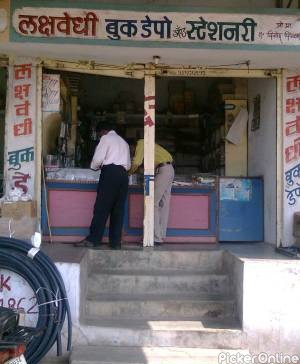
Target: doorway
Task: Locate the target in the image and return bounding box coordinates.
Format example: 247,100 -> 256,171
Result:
40,61 -> 279,245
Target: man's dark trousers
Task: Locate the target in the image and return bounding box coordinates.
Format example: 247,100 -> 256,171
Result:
87,164 -> 128,247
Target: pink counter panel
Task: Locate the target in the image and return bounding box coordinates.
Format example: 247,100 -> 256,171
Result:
128,193 -> 210,229
42,181 -> 217,244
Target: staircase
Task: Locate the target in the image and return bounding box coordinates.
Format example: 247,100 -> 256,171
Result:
70,247 -> 247,364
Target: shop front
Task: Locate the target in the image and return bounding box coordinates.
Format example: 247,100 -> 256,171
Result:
3,2 -> 300,360
39,65 -> 272,245
2,1 -> 300,248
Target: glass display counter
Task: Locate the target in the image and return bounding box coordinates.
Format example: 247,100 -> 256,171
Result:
42,170 -> 218,244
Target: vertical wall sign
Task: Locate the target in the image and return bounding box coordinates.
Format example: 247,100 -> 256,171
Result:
5,58 -> 37,198
283,71 -> 300,246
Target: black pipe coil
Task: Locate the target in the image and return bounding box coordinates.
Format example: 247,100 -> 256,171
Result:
0,237 -> 72,364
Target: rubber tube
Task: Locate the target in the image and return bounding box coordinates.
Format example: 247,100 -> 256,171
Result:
0,237 -> 72,364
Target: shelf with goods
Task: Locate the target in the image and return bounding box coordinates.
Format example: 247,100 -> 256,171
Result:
96,108 -> 227,175
198,103 -> 226,174
156,114 -> 201,172
95,111 -> 203,172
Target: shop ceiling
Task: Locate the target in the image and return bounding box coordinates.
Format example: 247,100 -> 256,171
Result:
1,42 -> 300,69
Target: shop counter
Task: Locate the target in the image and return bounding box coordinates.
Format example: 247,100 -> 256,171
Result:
42,180 -> 217,243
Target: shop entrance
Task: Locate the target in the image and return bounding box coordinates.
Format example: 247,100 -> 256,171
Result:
42,70 -> 145,242
0,67 -> 7,198
155,76 -> 277,244
41,64 -> 278,245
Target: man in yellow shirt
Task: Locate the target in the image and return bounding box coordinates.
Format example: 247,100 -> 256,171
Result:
129,139 -> 174,246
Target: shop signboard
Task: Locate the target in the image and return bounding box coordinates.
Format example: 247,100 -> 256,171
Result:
4,59 -> 37,199
10,4 -> 300,47
283,71 -> 300,246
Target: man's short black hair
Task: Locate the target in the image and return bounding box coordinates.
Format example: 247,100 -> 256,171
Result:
96,122 -> 114,133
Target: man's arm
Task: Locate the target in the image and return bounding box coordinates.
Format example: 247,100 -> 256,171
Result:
90,136 -> 108,170
129,139 -> 144,174
126,144 -> 131,171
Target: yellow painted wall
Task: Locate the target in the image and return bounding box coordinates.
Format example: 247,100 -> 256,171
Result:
0,0 -> 9,44
225,99 -> 248,177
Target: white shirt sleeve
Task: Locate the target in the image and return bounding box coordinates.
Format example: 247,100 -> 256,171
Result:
90,136 -> 108,170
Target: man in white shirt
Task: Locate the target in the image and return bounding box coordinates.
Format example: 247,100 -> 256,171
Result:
75,122 -> 131,249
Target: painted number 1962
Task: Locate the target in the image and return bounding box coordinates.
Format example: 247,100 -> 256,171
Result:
0,271 -> 38,327
0,296 -> 38,314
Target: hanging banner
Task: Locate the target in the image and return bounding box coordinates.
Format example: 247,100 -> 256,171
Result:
5,58 -> 37,199
10,6 -> 300,47
42,74 -> 60,112
283,70 -> 300,246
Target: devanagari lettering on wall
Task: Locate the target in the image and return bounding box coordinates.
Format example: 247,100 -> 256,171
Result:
18,12 -> 99,37
12,7 -> 300,46
14,118 -> 32,137
5,60 -> 36,198
8,147 -> 35,170
105,18 -> 138,40
141,15 -> 172,39
186,16 -> 257,42
284,72 -> 300,212
14,84 -> 31,100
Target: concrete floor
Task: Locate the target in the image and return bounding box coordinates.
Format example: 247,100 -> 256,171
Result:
42,241 -> 292,264
39,356 -> 69,364
223,242 -> 292,261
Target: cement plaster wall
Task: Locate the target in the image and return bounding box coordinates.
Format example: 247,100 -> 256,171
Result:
242,259 -> 300,355
248,78 -> 277,245
225,248 -> 300,356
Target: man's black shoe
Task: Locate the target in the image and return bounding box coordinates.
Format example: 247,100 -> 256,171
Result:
154,241 -> 163,246
110,243 -> 121,250
74,239 -> 101,249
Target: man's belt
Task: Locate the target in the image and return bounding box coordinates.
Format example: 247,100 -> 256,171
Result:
156,161 -> 174,169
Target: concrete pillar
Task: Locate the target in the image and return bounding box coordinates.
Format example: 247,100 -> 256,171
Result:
143,69 -> 155,247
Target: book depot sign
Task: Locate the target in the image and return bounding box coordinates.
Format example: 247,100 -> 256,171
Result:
11,6 -> 300,47
5,59 -> 37,198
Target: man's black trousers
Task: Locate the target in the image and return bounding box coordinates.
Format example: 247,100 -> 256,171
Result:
87,164 -> 128,247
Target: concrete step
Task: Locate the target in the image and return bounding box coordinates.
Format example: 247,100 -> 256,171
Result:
88,249 -> 224,273
76,317 -> 244,349
39,356 -> 69,364
70,346 -> 250,364
85,293 -> 235,319
87,269 -> 230,296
